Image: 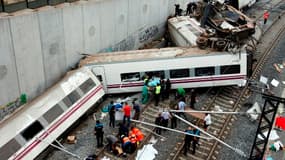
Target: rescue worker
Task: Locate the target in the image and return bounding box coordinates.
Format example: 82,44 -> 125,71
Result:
190,89 -> 197,109
161,110 -> 171,131
192,128 -> 200,154
154,113 -> 163,135
130,126 -> 144,142
184,126 -> 194,156
176,87 -> 185,100
178,97 -> 187,120
118,123 -> 129,138
263,10 -> 270,24
203,113 -> 212,131
94,120 -> 104,147
154,83 -> 161,106
121,135 -> 132,153
165,78 -> 171,99
174,4 -> 180,16
129,133 -> 138,153
170,111 -> 177,129
142,85 -> 149,104
109,101 -> 116,128
122,102 -> 131,128
106,134 -> 119,152
132,101 -> 141,120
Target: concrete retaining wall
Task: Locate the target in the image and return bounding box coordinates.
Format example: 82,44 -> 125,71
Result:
0,0 -> 189,105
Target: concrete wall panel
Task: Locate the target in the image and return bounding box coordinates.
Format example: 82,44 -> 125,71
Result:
82,2 -> 101,53
9,13 -> 45,99
0,18 -> 20,104
127,0 -> 140,35
0,0 -> 188,105
160,0 -> 169,24
99,1 -> 115,50
38,9 -> 66,87
139,0 -> 150,29
148,0 -> 160,26
62,5 -> 84,69
114,0 -> 128,44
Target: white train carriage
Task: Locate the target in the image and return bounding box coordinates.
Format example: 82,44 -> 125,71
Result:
225,0 -> 256,10
0,67 -> 105,160
79,47 -> 248,94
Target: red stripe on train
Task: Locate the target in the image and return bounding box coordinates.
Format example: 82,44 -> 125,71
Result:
107,75 -> 246,88
14,85 -> 103,160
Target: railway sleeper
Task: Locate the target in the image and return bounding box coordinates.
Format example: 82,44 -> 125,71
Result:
211,117 -> 226,124
183,152 -> 206,160
218,94 -> 237,101
143,110 -> 159,118
220,92 -> 238,99
211,113 -> 227,119
220,88 -> 240,97
214,98 -> 236,106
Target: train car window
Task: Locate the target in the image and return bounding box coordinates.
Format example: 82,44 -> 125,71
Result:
170,69 -> 190,78
121,72 -> 140,82
0,138 -> 21,160
79,78 -> 96,94
68,90 -> 81,104
195,67 -> 215,76
220,65 -> 240,74
21,121 -> 43,141
43,104 -> 64,124
145,70 -> 165,79
96,75 -> 103,82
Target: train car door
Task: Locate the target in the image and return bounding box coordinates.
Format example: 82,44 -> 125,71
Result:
91,67 -> 108,92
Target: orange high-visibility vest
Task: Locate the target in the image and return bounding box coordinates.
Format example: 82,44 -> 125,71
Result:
129,133 -> 137,143
122,137 -> 130,144
132,127 -> 144,141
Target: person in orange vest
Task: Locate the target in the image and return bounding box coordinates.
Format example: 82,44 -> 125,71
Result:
130,126 -> 144,142
129,133 -> 138,153
263,10 -> 270,24
121,135 -> 132,153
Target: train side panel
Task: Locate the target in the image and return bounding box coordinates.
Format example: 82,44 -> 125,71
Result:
0,67 -> 105,160
89,52 -> 247,94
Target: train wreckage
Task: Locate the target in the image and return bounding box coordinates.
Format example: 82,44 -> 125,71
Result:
168,1 -> 257,52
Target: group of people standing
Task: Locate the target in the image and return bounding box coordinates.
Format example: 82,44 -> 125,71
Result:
142,74 -> 171,106
174,2 -> 198,17
93,100 -> 143,156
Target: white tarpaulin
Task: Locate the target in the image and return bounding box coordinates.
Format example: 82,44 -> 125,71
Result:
136,144 -> 158,160
258,130 -> 279,140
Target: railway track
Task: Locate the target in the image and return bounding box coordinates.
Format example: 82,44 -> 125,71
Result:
171,6 -> 285,160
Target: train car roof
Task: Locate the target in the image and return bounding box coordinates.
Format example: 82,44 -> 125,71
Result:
79,47 -> 243,66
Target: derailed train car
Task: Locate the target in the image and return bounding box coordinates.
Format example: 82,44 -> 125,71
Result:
79,47 -> 249,94
0,67 -> 105,160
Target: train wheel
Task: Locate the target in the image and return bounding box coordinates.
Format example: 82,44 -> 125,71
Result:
216,40 -> 227,51
196,37 -> 208,49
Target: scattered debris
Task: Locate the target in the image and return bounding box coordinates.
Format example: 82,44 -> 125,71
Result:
168,1 -> 256,52
67,135 -> 77,144
246,102 -> 261,121
273,63 -> 282,73
271,79 -> 280,87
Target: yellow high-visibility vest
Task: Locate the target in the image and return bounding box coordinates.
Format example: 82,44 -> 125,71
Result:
155,86 -> 161,94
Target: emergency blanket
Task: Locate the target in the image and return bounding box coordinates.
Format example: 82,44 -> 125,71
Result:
257,130 -> 279,141
275,116 -> 285,130
135,144 -> 158,160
